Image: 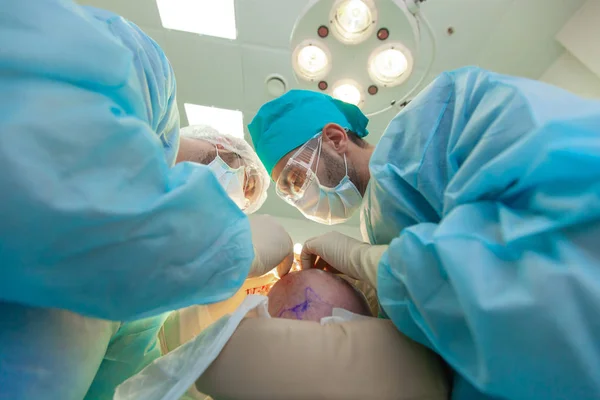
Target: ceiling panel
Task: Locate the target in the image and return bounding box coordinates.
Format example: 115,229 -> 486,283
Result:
240,45 -> 294,113
163,31 -> 245,113
419,0 -> 514,72
556,0 -> 600,78
236,0 -> 310,49
477,0 -> 587,77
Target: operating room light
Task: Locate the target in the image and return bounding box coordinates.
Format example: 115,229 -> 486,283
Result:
331,0 -> 375,44
332,82 -> 362,106
337,0 -> 371,33
369,47 -> 409,86
295,45 -> 330,79
290,0 -> 436,115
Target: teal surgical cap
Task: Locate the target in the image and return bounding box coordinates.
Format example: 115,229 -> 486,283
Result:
248,90 -> 369,175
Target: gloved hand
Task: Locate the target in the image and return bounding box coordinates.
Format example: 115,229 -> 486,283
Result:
248,214 -> 293,278
301,232 -> 388,289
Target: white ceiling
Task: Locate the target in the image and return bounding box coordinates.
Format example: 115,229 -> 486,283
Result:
77,0 -> 587,226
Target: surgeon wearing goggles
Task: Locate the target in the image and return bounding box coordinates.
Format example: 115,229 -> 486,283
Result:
249,68 -> 600,400
177,125 -> 269,215
0,3 -> 291,400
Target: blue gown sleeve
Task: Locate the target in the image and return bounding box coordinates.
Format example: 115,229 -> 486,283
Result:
84,6 -> 181,166
376,67 -> 600,399
0,1 -> 253,321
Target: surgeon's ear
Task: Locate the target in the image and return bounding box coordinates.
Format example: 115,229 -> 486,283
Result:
322,123 -> 349,154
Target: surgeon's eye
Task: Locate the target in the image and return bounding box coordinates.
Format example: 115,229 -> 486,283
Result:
279,175 -> 296,196
244,174 -> 257,202
286,169 -> 307,194
199,150 -> 218,165
220,151 -> 242,169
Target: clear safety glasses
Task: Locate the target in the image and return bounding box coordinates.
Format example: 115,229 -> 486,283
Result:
212,147 -> 262,210
242,166 -> 261,207
275,133 -> 323,202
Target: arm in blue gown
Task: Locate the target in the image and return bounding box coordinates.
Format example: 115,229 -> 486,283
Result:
84,6 -> 182,167
0,1 -> 253,321
374,67 -> 600,399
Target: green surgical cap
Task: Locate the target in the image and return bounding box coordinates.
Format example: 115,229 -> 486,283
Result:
248,89 -> 369,176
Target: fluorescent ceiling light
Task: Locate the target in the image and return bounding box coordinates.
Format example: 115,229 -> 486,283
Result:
184,103 -> 244,139
156,0 -> 237,40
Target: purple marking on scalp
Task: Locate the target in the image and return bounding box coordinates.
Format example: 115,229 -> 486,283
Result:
277,287 -> 333,319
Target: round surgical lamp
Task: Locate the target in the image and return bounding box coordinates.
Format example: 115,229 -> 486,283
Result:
290,0 -> 436,116
330,0 -> 378,45
292,40 -> 332,82
368,42 -> 413,87
331,79 -> 364,107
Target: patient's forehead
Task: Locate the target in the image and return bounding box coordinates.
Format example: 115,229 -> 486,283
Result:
267,269 -> 371,321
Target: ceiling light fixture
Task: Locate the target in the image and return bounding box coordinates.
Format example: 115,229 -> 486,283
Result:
332,80 -> 363,106
368,44 -> 412,87
155,0 -> 237,40
292,41 -> 332,81
330,0 -> 377,45
183,103 -> 244,139
290,0 -> 436,116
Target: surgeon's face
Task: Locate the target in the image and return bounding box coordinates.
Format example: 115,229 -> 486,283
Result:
176,137 -> 259,206
271,123 -> 358,191
176,137 -> 241,168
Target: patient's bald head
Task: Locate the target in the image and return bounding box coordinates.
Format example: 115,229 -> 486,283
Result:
267,269 -> 371,322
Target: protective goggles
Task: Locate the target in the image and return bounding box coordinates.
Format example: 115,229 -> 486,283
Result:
208,147 -> 262,210
275,133 -> 323,203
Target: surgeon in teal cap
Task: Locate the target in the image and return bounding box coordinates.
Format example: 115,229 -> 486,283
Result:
249,89 -> 372,225
249,68 -> 600,400
0,3 -> 292,400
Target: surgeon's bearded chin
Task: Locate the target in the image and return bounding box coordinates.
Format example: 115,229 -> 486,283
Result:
320,150 -> 365,194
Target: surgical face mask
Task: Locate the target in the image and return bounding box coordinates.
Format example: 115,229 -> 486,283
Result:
276,134 -> 363,225
295,156 -> 362,225
208,154 -> 248,210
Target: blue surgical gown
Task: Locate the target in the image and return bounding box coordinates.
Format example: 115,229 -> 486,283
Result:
361,67 -> 600,400
0,2 -> 252,399
86,6 -> 181,167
